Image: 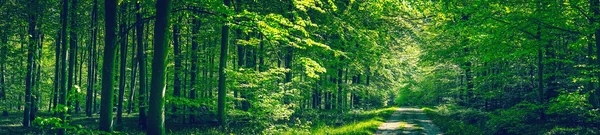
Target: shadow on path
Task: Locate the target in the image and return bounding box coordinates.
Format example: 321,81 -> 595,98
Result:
375,107 -> 443,135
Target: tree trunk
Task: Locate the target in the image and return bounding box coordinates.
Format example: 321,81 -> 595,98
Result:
537,24 -> 545,121
23,0 -> 38,127
58,0 -> 69,133
86,0 -> 98,117
1,33 -> 8,117
117,1 -> 128,125
337,59 -> 343,113
189,13 -> 199,122
173,16 -> 182,116
99,0 -> 118,132
135,1 -> 147,129
53,31 -> 61,116
67,0 -> 78,115
128,34 -> 137,115
148,0 -> 172,134
218,0 -> 231,126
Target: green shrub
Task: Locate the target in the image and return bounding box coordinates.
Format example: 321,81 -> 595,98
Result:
423,106 -> 486,135
487,101 -> 543,135
544,126 -> 599,135
546,91 -> 592,124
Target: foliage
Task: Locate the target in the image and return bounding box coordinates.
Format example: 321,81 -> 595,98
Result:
423,105 -> 486,135
281,107 -> 397,135
546,91 -> 595,124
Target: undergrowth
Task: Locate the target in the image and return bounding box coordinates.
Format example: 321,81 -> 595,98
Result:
282,107 -> 397,135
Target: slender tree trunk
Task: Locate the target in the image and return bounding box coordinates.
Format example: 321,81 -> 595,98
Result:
86,0 -> 98,117
128,34 -> 137,115
23,0 -> 38,127
337,58 -> 343,113
218,0 -> 231,126
258,34 -> 265,72
537,24 -> 545,121
67,0 -> 78,115
148,0 -> 172,134
99,0 -> 117,132
136,1 -> 147,128
1,34 -> 8,117
117,1 -> 128,125
53,31 -> 61,116
189,13 -> 199,122
58,0 -> 69,133
173,16 -> 182,116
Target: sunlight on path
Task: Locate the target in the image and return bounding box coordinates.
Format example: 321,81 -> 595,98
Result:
375,108 -> 443,135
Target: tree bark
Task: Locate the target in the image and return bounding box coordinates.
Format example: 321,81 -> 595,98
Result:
117,1 -> 128,125
86,0 -> 98,117
99,0 -> 117,132
1,31 -> 7,117
23,0 -> 38,127
189,13 -> 199,122
58,0 -> 69,133
173,16 -> 182,116
67,0 -> 78,115
135,1 -> 147,129
218,0 -> 231,126
148,0 -> 172,134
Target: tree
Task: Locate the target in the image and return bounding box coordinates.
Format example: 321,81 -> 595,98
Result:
99,0 -> 117,132
218,0 -> 231,126
0,28 -> 7,117
135,0 -> 147,129
86,0 -> 98,117
22,0 -> 38,127
172,16 -> 181,116
58,0 -> 69,133
117,1 -> 128,125
147,0 -> 172,134
67,0 -> 78,115
189,9 -> 199,122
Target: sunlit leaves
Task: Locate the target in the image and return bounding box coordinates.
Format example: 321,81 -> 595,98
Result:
298,57 -> 326,79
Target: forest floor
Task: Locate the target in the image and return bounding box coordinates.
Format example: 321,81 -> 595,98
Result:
375,107 -> 443,135
1,107 -> 400,134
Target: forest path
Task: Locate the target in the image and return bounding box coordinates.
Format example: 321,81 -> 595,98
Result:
375,107 -> 443,135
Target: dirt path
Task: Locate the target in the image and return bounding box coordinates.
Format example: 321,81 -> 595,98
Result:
375,108 -> 443,135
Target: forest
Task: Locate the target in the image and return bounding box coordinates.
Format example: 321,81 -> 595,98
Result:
1,0 -> 600,134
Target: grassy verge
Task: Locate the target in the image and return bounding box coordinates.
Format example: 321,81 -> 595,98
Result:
422,107 -> 485,135
283,107 -> 398,135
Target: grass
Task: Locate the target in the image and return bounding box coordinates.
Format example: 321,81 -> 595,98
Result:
422,107 -> 485,135
283,107 -> 398,135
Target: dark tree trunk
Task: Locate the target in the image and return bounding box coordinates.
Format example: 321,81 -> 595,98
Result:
135,1 -> 147,129
148,0 -> 172,134
173,16 -> 182,116
99,0 -> 117,132
189,13 -> 199,122
128,33 -> 137,115
117,1 -> 128,125
218,0 -> 231,126
23,0 -> 38,127
536,25 -> 545,121
58,0 -> 69,133
67,0 -> 78,115
1,33 -> 8,117
86,0 -> 98,117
